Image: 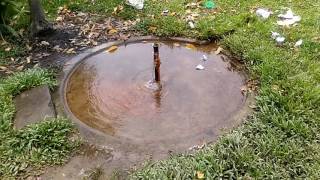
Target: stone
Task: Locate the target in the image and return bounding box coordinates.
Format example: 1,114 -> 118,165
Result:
14,85 -> 56,129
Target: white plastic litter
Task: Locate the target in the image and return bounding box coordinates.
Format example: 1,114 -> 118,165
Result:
271,31 -> 281,39
278,9 -> 294,19
196,64 -> 205,70
201,55 -> 208,61
294,39 -> 303,47
162,9 -> 169,16
188,21 -> 195,29
277,9 -> 301,26
276,36 -> 285,44
126,0 -> 144,10
256,8 -> 272,19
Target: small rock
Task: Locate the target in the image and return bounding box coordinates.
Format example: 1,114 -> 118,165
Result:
14,85 -> 56,129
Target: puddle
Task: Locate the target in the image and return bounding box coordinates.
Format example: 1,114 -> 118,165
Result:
66,41 -> 247,152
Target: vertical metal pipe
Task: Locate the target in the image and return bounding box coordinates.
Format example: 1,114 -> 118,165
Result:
153,43 -> 161,82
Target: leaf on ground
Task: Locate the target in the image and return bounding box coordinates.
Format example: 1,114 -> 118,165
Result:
196,171 -> 205,179
26,56 -> 31,63
40,41 -> 50,46
5,47 -> 11,52
17,65 -> 24,71
214,47 -> 223,54
0,66 -> 8,70
106,46 -> 118,53
108,28 -> 118,34
66,48 -> 76,54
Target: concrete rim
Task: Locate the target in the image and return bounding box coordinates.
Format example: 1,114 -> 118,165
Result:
60,36 -> 254,142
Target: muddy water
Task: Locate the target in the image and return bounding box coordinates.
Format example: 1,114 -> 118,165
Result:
66,41 -> 245,150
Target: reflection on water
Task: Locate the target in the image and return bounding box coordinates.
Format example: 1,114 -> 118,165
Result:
66,41 -> 245,143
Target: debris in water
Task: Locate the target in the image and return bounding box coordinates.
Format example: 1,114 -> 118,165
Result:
196,64 -> 205,70
106,46 -> 118,53
201,55 -> 208,61
126,0 -> 144,10
185,43 -> 196,50
256,8 -> 272,19
277,9 -> 301,27
294,39 -> 303,48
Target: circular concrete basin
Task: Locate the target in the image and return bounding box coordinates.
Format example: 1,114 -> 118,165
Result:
63,38 -> 250,154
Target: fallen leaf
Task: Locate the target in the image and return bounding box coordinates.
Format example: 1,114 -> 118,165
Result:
106,46 -> 118,53
197,171 -> 205,179
185,43 -> 196,50
26,56 -> 31,63
108,28 -> 118,34
17,65 -> 24,71
214,47 -> 223,54
5,47 -> 11,52
40,41 -> 50,46
0,66 -> 8,70
66,48 -> 76,54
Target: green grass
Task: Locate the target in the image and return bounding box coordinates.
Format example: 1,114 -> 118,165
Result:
0,68 -> 79,178
0,0 -> 320,179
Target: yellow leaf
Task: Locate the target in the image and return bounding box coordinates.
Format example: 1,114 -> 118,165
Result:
185,43 -> 196,50
106,46 -> 118,53
197,171 -> 205,179
108,28 -> 118,34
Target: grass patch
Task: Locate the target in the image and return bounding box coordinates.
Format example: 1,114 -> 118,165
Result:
0,68 -> 79,178
0,0 -> 319,179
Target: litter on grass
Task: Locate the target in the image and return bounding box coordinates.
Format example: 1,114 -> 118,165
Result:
256,8 -> 272,19
294,39 -> 303,48
204,0 -> 216,9
126,0 -> 144,10
162,10 -> 169,16
271,32 -> 285,44
277,9 -> 301,26
276,36 -> 285,45
188,21 -> 195,29
271,31 -> 281,39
